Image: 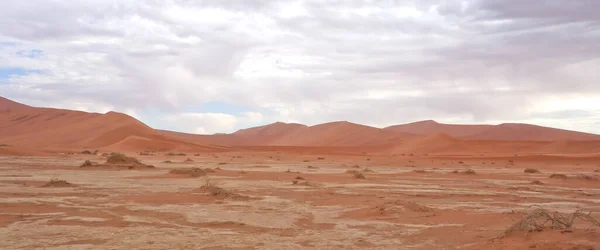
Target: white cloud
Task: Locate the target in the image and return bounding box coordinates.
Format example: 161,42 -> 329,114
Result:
1,0 -> 599,134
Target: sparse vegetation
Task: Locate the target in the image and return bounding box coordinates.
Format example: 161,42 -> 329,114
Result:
413,169 -> 428,174
217,162 -> 227,165
464,169 -> 476,175
80,160 -> 94,167
169,168 -> 207,177
80,150 -> 93,155
549,173 -> 568,179
0,144 -> 9,147
353,172 -> 366,179
501,206 -> 600,237
163,160 -> 173,163
530,180 -> 544,185
184,158 -> 194,162
317,157 -> 325,160
295,176 -> 305,180
166,152 -> 186,156
307,165 -> 318,169
42,178 -> 76,188
524,168 -> 541,174
362,168 -> 374,172
573,174 -> 598,181
200,179 -> 231,196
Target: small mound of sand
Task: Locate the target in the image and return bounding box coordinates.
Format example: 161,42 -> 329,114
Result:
42,178 -> 77,188
169,167 -> 207,177
79,153 -> 154,170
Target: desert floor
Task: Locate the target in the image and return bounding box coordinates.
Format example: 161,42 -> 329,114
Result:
1,152 -> 599,249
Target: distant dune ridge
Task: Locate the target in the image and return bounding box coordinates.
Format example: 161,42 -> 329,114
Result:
1,96 -> 599,155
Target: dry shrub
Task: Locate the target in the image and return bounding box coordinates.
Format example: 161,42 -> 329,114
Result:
166,152 -> 186,156
163,160 -> 173,163
42,178 -> 76,188
549,173 -> 568,179
524,168 -> 540,174
317,157 -> 325,160
307,165 -> 318,169
169,168 -> 206,177
184,158 -> 194,163
80,160 -> 94,167
292,180 -> 299,184
530,180 -> 544,185
106,153 -> 140,164
502,206 -> 600,238
353,172 -> 366,179
573,174 -> 598,181
217,162 -> 227,165
352,165 -> 361,168
200,179 -> 231,196
413,169 -> 428,174
295,176 -> 305,180
362,168 -> 374,173
80,150 -> 93,155
464,169 -> 476,175
346,170 -> 360,174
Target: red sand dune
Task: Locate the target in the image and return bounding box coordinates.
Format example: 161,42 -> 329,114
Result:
2,96 -> 600,155
384,120 -> 492,137
385,120 -> 600,141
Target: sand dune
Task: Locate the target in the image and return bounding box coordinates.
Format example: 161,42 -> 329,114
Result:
2,97 -> 600,155
384,120 -> 492,137
385,120 -> 600,141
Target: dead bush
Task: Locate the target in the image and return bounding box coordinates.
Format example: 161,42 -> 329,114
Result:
353,172 -> 366,179
163,160 -> 173,163
184,158 -> 194,163
166,152 -> 186,156
413,169 -> 428,174
573,174 -> 598,181
549,173 -> 568,179
169,168 -> 206,177
80,150 -> 93,155
295,176 -> 305,180
501,206 -> 600,238
200,179 -> 231,196
464,169 -> 476,175
42,178 -> 76,188
307,165 -> 318,169
524,168 -> 541,174
80,160 -> 94,167
530,180 -> 544,185
362,168 -> 374,172
217,162 -> 227,165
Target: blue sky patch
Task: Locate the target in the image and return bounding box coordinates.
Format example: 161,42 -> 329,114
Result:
17,49 -> 44,59
0,68 -> 43,79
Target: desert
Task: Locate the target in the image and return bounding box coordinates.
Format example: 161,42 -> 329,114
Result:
1,97 -> 599,249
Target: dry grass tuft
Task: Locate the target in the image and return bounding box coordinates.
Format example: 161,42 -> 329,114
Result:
200,179 -> 231,196
362,168 -> 374,172
169,167 -> 207,177
42,178 -> 77,188
184,158 -> 194,163
463,169 -> 476,175
80,160 -> 94,167
530,180 -> 544,185
353,172 -> 366,179
501,206 -> 600,238
549,173 -> 568,179
524,168 -> 540,174
573,174 -> 598,181
413,169 -> 428,174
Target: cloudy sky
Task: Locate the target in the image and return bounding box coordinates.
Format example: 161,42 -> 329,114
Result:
1,0 -> 599,134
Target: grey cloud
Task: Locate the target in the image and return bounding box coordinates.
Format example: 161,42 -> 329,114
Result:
1,0 -> 599,134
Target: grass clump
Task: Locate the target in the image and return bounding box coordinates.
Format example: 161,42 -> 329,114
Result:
169,167 -> 207,177
464,169 -> 476,175
166,152 -> 186,156
530,180 -> 544,185
549,173 -> 568,179
413,169 -> 428,174
501,206 -> 600,237
362,168 -> 374,173
524,168 -> 540,174
353,172 -> 366,179
80,160 -> 94,167
42,178 -> 76,188
200,179 -> 231,196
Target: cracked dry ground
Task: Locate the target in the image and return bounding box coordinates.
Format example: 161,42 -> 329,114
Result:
0,154 -> 599,249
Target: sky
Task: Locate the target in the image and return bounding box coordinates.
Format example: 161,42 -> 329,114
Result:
1,0 -> 599,134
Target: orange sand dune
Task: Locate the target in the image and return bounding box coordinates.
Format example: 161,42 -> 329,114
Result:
385,120 -> 600,141
384,120 -> 492,137
265,121 -> 417,147
2,96 -> 600,155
